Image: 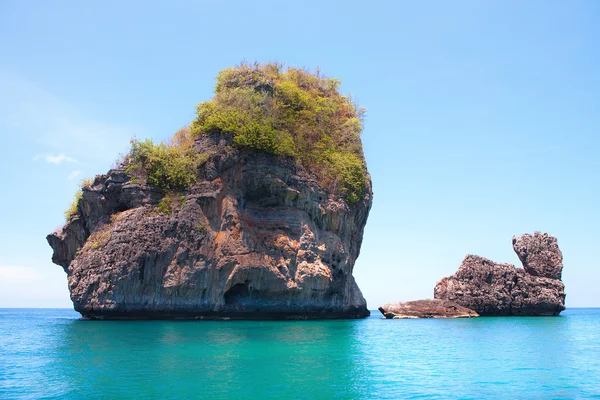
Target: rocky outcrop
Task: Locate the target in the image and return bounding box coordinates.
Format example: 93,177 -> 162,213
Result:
434,233 -> 566,316
378,299 -> 479,319
47,133 -> 372,319
512,232 -> 563,280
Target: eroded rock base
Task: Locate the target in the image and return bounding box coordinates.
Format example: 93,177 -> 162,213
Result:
81,309 -> 370,320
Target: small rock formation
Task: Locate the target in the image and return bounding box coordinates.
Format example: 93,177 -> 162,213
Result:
512,232 -> 563,280
378,299 -> 479,319
434,232 -> 566,316
47,133 -> 372,319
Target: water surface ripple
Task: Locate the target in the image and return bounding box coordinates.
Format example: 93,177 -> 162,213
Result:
1,308 -> 599,399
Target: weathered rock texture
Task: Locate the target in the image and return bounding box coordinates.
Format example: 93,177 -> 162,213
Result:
434,233 -> 566,316
47,133 -> 372,319
512,232 -> 563,280
378,299 -> 479,319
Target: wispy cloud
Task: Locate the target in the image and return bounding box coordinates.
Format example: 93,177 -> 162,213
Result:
67,170 -> 83,180
0,69 -> 137,167
34,153 -> 81,165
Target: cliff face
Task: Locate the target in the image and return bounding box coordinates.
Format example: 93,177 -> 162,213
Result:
434,233 -> 566,316
47,133 -> 372,319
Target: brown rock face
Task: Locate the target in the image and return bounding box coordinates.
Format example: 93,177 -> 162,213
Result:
47,133 -> 372,319
512,232 -> 563,280
378,299 -> 479,319
434,234 -> 566,316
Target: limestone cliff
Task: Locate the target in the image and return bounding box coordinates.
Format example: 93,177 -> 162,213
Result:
47,133 -> 372,319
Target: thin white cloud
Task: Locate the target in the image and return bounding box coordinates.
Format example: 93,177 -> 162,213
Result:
0,69 -> 136,167
46,154 -> 80,164
67,170 -> 83,180
33,153 -> 81,165
0,71 -> 136,308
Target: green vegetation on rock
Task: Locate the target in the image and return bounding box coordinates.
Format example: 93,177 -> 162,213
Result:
89,229 -> 111,250
191,62 -> 368,203
126,128 -> 209,193
64,178 -> 94,222
64,190 -> 83,222
156,193 -> 187,215
63,62 -> 369,221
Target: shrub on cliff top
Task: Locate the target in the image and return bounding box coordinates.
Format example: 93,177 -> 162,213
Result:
64,178 -> 94,222
191,62 -> 368,203
125,128 -> 209,192
79,63 -> 367,212
64,190 -> 82,222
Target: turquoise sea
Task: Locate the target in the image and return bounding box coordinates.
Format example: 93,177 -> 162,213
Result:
1,308 -> 599,399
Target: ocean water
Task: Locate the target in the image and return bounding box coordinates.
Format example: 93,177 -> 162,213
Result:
1,309 -> 599,399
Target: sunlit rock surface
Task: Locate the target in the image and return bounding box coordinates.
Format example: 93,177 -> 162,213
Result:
434,233 -> 565,316
48,133 -> 372,319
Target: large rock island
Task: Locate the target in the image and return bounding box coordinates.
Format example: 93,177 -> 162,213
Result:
434,232 -> 566,316
47,63 -> 373,319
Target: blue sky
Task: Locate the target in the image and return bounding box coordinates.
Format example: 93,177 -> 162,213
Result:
0,1 -> 598,308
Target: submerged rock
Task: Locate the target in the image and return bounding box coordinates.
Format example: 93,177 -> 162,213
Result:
378,299 -> 479,319
434,233 -> 566,316
47,133 -> 372,319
